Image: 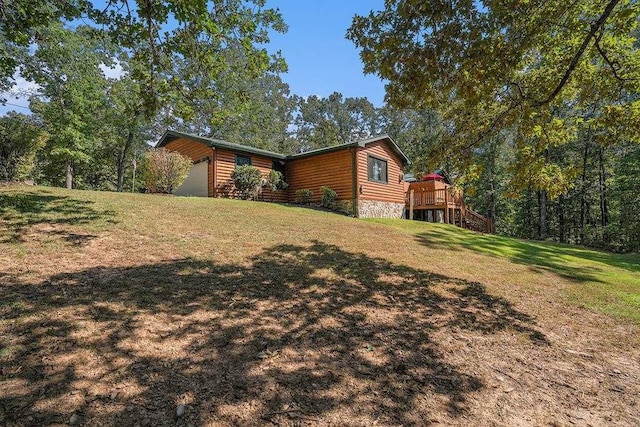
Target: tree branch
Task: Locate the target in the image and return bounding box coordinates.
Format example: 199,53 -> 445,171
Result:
508,81 -> 526,101
456,1 -> 623,156
593,28 -> 637,82
144,0 -> 157,60
457,103 -> 518,155
532,0 -> 621,107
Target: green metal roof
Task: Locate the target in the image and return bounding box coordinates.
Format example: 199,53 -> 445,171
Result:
156,130 -> 287,160
156,129 -> 410,165
288,134 -> 410,165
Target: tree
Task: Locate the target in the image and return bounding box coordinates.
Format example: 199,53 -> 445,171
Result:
6,0 -> 287,191
348,1 -> 640,194
0,112 -> 48,181
378,106 -> 443,174
464,132 -> 516,235
214,73 -> 297,154
1,0 -> 287,117
610,143 -> 640,252
100,69 -> 154,192
139,148 -> 192,194
294,92 -> 380,151
0,0 -> 85,99
26,24 -> 111,189
163,43 -> 295,154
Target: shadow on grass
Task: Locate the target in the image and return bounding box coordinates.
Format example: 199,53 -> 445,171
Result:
0,191 -> 117,244
414,227 -> 640,283
0,241 -> 547,426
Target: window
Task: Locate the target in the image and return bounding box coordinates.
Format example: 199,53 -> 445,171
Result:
235,154 -> 252,167
272,160 -> 286,177
367,155 -> 388,183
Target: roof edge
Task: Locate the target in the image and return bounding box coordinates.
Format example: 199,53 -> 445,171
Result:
286,141 -> 359,160
156,130 -> 410,165
288,135 -> 410,165
356,134 -> 410,165
156,129 -> 287,160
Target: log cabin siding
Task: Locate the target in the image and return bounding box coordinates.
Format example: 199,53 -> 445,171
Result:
356,141 -> 405,204
164,138 -> 287,201
159,132 -> 408,211
164,138 -> 214,196
215,148 -> 287,202
286,149 -> 354,203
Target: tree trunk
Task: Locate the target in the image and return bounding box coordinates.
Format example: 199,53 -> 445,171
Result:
598,145 -> 609,243
488,181 -> 496,227
537,190 -> 547,240
525,187 -> 533,239
116,128 -> 135,192
579,136 -> 590,244
487,139 -> 497,227
66,162 -> 73,189
559,194 -> 565,243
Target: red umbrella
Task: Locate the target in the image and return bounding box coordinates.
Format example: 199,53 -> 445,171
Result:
421,173 -> 444,181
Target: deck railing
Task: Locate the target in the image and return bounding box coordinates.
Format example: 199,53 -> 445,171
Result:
406,188 -> 464,208
464,207 -> 493,234
406,188 -> 493,233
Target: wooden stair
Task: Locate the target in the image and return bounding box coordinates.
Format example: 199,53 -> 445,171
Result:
463,207 -> 494,234
406,187 -> 493,234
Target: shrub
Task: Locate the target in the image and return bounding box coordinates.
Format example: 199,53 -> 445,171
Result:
231,165 -> 264,200
265,169 -> 288,201
218,181 -> 235,198
320,186 -> 338,209
139,148 -> 192,194
295,189 -> 313,204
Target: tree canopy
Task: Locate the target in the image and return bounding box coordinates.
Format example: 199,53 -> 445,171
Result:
1,1 -> 288,189
0,112 -> 48,181
348,0 -> 640,194
1,0 -> 287,115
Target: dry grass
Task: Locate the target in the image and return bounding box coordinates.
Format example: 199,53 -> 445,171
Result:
1,185 -> 639,426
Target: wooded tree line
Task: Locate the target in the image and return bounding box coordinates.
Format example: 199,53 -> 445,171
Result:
464,127 -> 640,253
347,0 -> 640,253
1,0 -> 639,252
0,5 -> 440,193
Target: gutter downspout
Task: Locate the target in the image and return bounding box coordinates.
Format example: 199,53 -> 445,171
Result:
212,148 -> 217,197
351,147 -> 358,217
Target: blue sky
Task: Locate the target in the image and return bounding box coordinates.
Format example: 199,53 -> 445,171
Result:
266,0 -> 386,105
0,0 -> 386,116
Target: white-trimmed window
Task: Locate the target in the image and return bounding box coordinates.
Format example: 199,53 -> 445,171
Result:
367,155 -> 388,183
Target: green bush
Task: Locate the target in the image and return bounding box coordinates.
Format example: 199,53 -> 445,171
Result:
320,186 -> 338,209
295,189 -> 313,204
231,165 -> 264,200
264,169 -> 288,201
140,148 -> 192,194
265,169 -> 288,196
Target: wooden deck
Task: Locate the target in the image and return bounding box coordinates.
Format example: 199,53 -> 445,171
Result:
406,186 -> 493,234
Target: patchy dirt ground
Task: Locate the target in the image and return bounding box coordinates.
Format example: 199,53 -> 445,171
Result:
1,188 -> 639,426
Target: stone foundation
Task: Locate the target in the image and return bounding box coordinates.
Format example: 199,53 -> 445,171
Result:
357,199 -> 405,219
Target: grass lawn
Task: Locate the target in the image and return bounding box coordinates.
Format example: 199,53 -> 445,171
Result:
1,185 -> 639,426
375,219 -> 640,323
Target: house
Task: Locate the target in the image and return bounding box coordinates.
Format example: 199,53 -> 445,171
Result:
156,129 -> 410,218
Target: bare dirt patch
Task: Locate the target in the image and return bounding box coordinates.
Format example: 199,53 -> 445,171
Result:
1,241 -> 638,426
